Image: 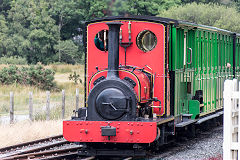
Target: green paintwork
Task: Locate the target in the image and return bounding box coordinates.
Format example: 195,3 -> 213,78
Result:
189,100 -> 200,119
170,22 -> 236,119
236,36 -> 240,81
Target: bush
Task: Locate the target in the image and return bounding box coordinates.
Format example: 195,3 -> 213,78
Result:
69,71 -> 82,84
0,65 -> 57,90
0,56 -> 28,65
160,3 -> 240,33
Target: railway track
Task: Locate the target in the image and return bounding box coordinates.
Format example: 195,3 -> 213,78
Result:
0,134 -> 132,160
0,124 -> 223,160
0,135 -> 87,160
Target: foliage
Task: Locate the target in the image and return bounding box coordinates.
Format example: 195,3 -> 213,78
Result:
181,0 -> 223,4
0,65 -> 57,90
160,2 -> 240,33
234,1 -> 240,12
110,0 -> 180,16
0,56 -> 27,65
0,0 -> 12,16
84,0 -> 112,20
182,0 -> 237,5
54,40 -> 79,64
0,15 -> 8,56
0,0 -> 239,65
5,0 -> 59,64
48,0 -> 86,39
0,0 -> 182,64
69,71 -> 82,84
0,0 -> 85,64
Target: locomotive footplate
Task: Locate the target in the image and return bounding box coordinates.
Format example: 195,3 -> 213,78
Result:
63,121 -> 157,143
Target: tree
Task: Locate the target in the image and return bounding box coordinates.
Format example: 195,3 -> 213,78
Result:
181,0 -> 238,5
6,0 -> 59,64
0,0 -> 190,64
181,0 -> 222,4
47,0 -> 89,63
0,15 -> 8,56
48,0 -> 85,40
0,0 -> 12,16
160,3 -> 240,33
83,0 -> 111,20
54,40 -> 79,64
234,1 -> 240,12
111,0 -> 181,16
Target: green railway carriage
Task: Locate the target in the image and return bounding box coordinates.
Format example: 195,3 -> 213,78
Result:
169,21 -> 239,124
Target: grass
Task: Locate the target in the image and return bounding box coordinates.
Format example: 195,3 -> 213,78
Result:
0,64 -> 85,147
0,120 -> 62,148
47,64 -> 83,74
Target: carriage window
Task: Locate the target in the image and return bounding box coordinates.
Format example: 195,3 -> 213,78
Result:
136,30 -> 157,52
94,30 -> 108,51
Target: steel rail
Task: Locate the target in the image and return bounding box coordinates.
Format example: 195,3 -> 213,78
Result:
2,146 -> 82,160
0,135 -> 63,153
1,139 -> 69,159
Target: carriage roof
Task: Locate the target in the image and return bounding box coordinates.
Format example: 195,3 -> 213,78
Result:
87,15 -> 236,36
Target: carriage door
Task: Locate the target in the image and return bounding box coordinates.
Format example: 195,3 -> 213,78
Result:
174,28 -> 196,121
184,30 -> 195,117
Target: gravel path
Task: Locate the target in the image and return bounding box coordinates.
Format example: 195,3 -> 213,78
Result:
151,126 -> 223,160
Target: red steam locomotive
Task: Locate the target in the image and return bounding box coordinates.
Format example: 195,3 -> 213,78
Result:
63,16 -> 227,156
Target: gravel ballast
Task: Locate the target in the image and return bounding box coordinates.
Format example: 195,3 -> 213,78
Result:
152,126 -> 223,160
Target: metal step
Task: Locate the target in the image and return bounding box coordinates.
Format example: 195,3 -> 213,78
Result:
182,114 -> 193,117
182,114 -> 193,121
196,111 -> 223,124
176,119 -> 197,128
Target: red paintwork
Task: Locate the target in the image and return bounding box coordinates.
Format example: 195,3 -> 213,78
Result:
88,69 -> 150,102
87,21 -> 165,115
63,121 -> 157,143
133,69 -> 151,102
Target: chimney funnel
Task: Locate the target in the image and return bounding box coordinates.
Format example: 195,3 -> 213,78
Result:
106,22 -> 122,79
